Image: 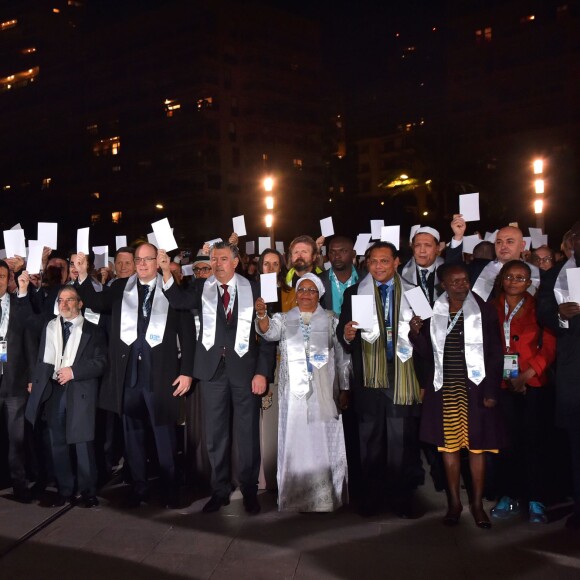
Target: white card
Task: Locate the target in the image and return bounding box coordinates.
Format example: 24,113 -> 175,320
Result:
38,222 -> 58,249
529,227 -> 545,249
246,241 -> 255,255
459,192 -> 480,222
321,246 -> 326,256
275,241 -> 284,254
258,236 -> 271,255
320,216 -> 334,238
324,261 -> 331,270
152,217 -> 178,252
523,236 -> 531,251
404,287 -> 434,319
205,237 -> 222,248
567,268 -> 580,304
92,245 -> 109,269
147,232 -> 158,248
232,215 -> 247,237
3,229 -> 26,258
352,295 -> 374,330
0,250 -> 5,259
10,223 -> 22,230
116,235 -> 127,250
370,220 -> 384,240
182,264 -> 194,276
260,272 -> 278,303
354,233 -> 372,256
462,234 -> 481,255
409,224 -> 421,242
26,244 -> 44,275
77,228 -> 90,254
484,230 -> 498,243
380,225 -> 400,249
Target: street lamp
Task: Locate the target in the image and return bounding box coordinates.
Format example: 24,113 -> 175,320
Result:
532,159 -> 545,229
264,177 -> 275,246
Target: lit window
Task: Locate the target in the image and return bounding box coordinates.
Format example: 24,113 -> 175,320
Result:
86,124 -> 98,134
93,136 -> 120,156
406,46 -> 416,52
52,8 -> 60,14
42,177 -> 52,189
21,47 -> 36,54
91,214 -> 101,224
1,19 -> 17,31
485,27 -> 492,41
475,27 -> 492,42
520,14 -> 535,23
0,66 -> 40,92
67,0 -> 83,6
164,98 -> 181,117
112,165 -> 121,172
262,153 -> 268,161
91,192 -> 100,199
197,96 -> 213,110
111,211 -> 122,224
3,185 -> 10,190
293,158 -> 303,169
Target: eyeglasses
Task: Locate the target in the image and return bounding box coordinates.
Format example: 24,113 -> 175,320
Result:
193,266 -> 211,273
134,257 -> 156,264
532,256 -> 553,264
504,274 -> 529,283
57,298 -> 78,304
297,287 -> 319,294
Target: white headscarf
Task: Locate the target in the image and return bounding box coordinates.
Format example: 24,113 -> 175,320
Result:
296,273 -> 325,297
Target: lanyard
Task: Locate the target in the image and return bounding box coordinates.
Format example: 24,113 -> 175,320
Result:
329,268 -> 357,294
503,297 -> 525,351
446,309 -> 463,336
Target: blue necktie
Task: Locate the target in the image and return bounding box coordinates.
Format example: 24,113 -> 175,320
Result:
379,283 -> 394,361
142,284 -> 153,318
62,321 -> 72,353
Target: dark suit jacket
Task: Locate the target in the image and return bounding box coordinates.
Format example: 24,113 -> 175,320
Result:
76,276 -> 196,425
0,294 -> 38,397
537,259 -> 580,428
26,319 -> 107,444
318,270 -> 333,311
163,277 -> 275,384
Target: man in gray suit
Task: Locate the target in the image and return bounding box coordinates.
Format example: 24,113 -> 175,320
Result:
158,242 -> 276,515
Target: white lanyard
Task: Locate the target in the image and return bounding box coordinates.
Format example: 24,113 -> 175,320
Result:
503,297 -> 525,351
330,268 -> 357,294
446,308 -> 463,336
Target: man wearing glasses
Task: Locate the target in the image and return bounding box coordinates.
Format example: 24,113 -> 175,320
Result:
73,243 -> 195,509
192,254 -> 212,279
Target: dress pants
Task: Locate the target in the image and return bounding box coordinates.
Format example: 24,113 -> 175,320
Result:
122,379 -> 177,497
45,383 -> 97,497
0,389 -> 27,489
200,360 -> 261,499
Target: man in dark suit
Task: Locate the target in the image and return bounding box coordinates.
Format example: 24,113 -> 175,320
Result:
25,286 -> 107,507
158,242 -> 276,514
0,261 -> 37,502
73,243 -> 195,508
537,219 -> 580,530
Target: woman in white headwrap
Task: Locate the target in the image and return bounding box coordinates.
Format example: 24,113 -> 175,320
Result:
255,273 -> 350,512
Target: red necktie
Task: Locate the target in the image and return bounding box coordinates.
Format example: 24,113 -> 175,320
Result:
221,284 -> 232,322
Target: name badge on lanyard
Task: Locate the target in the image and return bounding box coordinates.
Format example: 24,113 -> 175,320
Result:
0,340 -> 7,363
502,298 -> 524,379
503,354 -> 519,379
386,326 -> 393,344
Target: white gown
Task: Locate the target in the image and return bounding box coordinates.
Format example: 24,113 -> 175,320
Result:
258,306 -> 350,512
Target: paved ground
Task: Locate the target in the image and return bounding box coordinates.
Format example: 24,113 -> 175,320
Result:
1,481 -> 579,580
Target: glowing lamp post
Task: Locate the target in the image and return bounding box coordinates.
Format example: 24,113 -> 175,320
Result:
532,159 -> 545,230
264,177 -> 275,246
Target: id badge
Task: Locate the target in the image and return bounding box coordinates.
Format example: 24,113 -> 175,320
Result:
503,354 -> 519,379
0,340 -> 7,363
386,326 -> 393,345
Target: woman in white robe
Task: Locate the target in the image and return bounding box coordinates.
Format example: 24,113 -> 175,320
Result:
255,273 -> 350,512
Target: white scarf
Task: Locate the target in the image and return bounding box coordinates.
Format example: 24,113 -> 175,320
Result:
0,293 -> 10,339
43,314 -> 84,379
120,273 -> 169,348
472,259 -> 540,301
356,272 -> 415,362
554,256 -> 578,305
201,273 -> 253,357
430,291 -> 485,391
400,256 -> 444,299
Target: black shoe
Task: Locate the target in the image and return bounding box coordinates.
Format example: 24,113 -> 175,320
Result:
163,491 -> 181,510
243,494 -> 261,515
202,495 -> 230,513
52,494 -> 75,508
83,496 -> 99,508
123,491 -> 149,509
13,486 -> 32,504
392,496 -> 421,520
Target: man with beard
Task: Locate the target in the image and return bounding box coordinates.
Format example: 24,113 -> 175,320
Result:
281,235 -> 323,312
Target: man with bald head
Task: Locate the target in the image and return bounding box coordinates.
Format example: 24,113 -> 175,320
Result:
446,217 -> 540,301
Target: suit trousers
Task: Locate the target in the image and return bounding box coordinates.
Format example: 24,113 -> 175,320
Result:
0,389 -> 27,487
45,383 -> 97,497
200,360 -> 261,499
122,380 -> 177,497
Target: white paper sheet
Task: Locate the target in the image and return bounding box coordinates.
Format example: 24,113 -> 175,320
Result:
321,246 -> 326,256
380,225 -> 400,249
10,223 -> 22,230
462,234 -> 481,255
320,216 -> 334,238
275,241 -> 284,254
92,245 -> 109,269
404,286 -> 434,319
38,222 -> 58,249
370,220 -> 384,240
354,233 -> 372,256
352,295 -> 374,330
566,268 -> 580,304
77,228 -> 90,254
324,261 -> 331,270
484,230 -> 498,243
232,215 -> 247,237
26,244 -> 44,274
529,227 -> 546,249
459,192 -> 480,222
182,264 -> 194,277
523,236 -> 531,251
258,236 -> 271,255
205,237 -> 222,248
260,272 -> 278,303
3,229 -> 26,258
152,217 -> 178,252
116,235 -> 127,250
246,241 -> 255,255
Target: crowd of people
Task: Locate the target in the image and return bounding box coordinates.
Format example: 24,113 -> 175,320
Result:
1,214 -> 579,533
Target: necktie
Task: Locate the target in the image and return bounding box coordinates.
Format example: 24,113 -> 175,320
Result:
62,321 -> 73,353
420,269 -> 428,288
142,284 -> 153,318
379,283 -> 389,324
379,283 -> 394,361
221,284 -> 232,322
